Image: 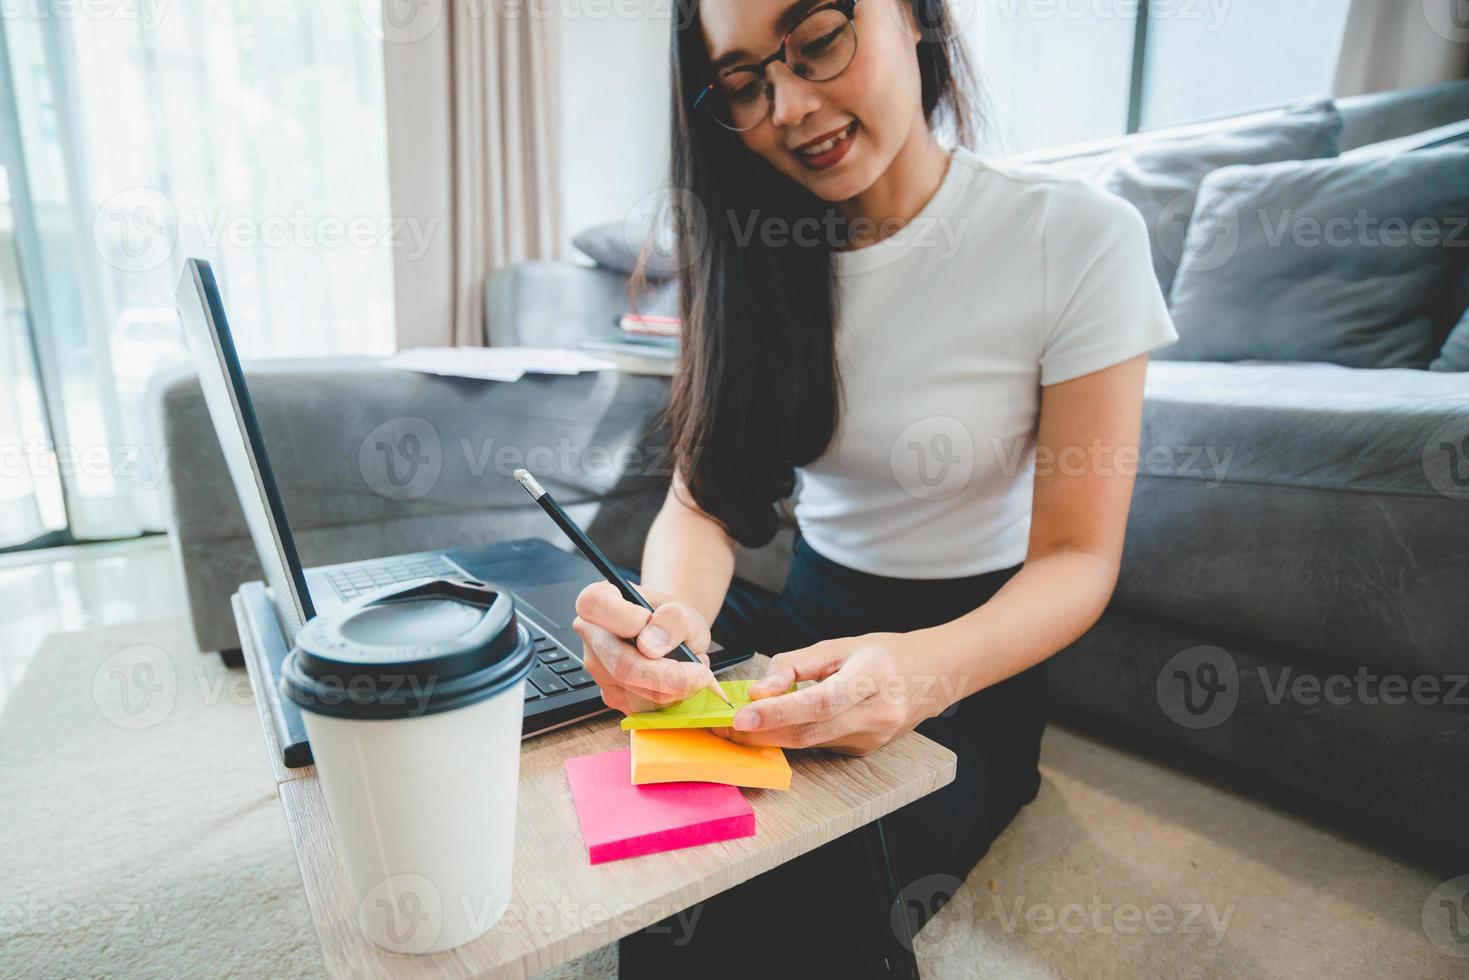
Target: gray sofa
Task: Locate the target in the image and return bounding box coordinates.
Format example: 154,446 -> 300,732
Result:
155,83 -> 1469,851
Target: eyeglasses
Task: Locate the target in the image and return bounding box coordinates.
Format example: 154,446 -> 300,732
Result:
693,0 -> 861,133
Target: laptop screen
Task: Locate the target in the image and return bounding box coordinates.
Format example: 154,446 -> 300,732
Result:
175,259 -> 315,639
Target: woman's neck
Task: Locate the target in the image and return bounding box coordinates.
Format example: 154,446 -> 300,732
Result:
837,122 -> 951,250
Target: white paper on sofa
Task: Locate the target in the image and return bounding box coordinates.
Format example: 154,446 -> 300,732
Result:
385,346 -> 617,382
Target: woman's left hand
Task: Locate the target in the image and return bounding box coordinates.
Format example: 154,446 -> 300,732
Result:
716,633 -> 948,756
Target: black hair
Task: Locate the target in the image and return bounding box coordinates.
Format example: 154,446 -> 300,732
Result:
656,0 -> 979,546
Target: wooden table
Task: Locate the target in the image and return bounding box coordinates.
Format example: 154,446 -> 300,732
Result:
233,592 -> 957,979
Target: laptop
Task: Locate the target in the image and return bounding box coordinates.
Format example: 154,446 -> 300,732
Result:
175,258 -> 752,766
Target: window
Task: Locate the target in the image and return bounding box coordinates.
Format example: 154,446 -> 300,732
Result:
970,1 -> 1138,153
968,0 -> 1354,153
0,4 -> 393,548
1139,0 -> 1354,130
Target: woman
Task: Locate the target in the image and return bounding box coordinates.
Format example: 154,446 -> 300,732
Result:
572,0 -> 1177,972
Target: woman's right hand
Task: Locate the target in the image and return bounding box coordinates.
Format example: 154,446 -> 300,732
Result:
571,581 -> 715,716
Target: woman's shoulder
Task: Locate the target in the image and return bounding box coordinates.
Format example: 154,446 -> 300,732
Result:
950,149 -> 1141,229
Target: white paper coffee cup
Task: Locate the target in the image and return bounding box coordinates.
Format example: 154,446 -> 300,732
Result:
281,578 -> 535,954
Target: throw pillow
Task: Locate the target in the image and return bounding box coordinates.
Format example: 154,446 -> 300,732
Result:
1431,308 -> 1469,372
1166,148 -> 1469,369
1078,97 -> 1343,298
573,222 -> 651,278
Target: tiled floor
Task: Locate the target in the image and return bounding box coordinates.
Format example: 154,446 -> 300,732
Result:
0,535 -> 187,714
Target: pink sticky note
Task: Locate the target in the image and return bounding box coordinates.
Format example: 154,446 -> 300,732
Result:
564,748 -> 755,864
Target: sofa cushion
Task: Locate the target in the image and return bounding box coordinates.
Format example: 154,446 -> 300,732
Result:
1047,606 -> 1469,849
1117,361 -> 1469,675
485,260 -> 676,349
1056,98 -> 1342,297
573,221 -> 680,280
1432,307 -> 1469,371
1164,149 -> 1469,368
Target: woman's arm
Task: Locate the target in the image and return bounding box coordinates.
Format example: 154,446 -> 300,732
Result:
638,470 -> 739,625
569,468 -> 739,714
725,354 -> 1150,752
911,352 -> 1149,703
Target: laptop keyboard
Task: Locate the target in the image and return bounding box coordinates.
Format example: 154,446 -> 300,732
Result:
325,554 -> 460,601
525,632 -> 596,700
325,554 -> 596,703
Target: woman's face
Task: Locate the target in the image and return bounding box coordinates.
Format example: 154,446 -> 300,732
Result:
698,0 -> 926,202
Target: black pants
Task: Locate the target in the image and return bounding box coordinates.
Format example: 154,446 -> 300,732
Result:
618,535 -> 1048,979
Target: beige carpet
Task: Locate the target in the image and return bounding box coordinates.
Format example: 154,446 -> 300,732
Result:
2,617 -> 1460,978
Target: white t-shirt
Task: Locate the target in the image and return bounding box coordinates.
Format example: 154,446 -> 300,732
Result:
792,148 -> 1179,579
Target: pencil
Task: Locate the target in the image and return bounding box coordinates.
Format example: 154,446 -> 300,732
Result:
512,469 -> 732,707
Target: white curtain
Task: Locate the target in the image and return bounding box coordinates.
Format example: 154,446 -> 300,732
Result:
449,1 -> 563,346
1334,0 -> 1469,96
0,4 -> 394,545
0,280 -> 46,546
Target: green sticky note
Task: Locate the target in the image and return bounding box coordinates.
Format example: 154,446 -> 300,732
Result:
619,679 -> 796,730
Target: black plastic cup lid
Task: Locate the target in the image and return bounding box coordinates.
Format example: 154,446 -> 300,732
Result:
279,578 -> 534,721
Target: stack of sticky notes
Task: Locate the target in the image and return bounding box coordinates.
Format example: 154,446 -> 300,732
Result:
563,679 -> 797,864
631,728 -> 791,790
619,678 -> 778,730
564,749 -> 755,864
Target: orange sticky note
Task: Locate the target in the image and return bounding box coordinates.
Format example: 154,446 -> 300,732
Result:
631,728 -> 792,791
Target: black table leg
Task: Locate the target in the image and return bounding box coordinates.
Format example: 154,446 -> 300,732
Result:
858,817 -> 923,979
